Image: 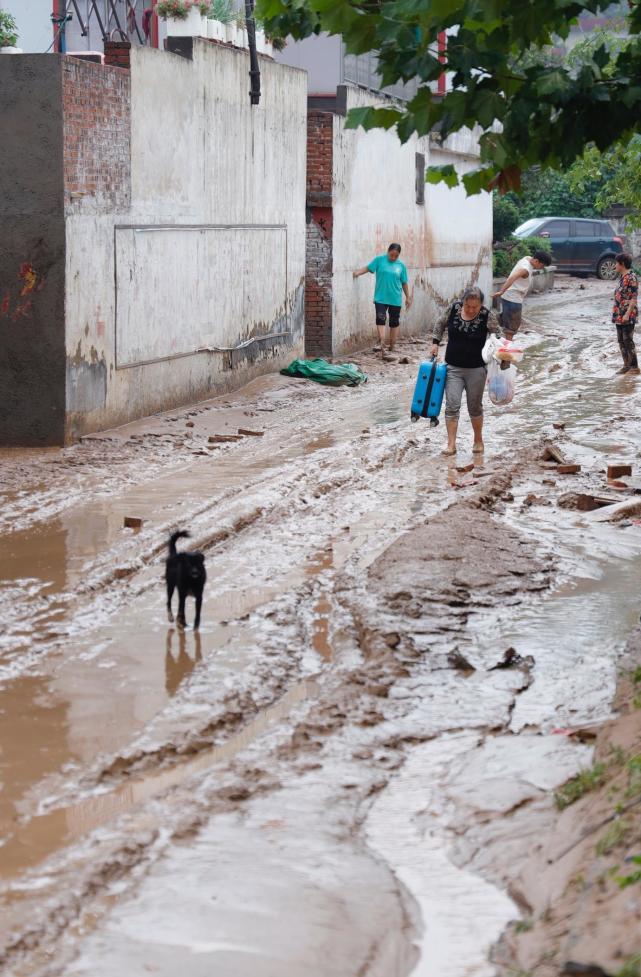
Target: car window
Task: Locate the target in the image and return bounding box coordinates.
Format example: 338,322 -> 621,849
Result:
514,219 -> 541,236
543,220 -> 571,236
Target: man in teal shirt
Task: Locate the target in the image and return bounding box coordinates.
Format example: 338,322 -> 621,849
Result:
353,243 -> 412,360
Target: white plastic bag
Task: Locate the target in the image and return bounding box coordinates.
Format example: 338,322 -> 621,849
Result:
487,358 -> 516,405
482,335 -> 501,364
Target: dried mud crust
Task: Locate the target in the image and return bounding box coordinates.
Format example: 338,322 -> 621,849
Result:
493,629 -> 641,977
0,461 -> 552,976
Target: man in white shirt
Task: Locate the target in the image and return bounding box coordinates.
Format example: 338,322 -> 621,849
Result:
492,250 -> 552,339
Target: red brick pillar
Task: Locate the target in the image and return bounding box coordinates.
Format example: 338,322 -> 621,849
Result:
104,41 -> 132,70
305,111 -> 334,358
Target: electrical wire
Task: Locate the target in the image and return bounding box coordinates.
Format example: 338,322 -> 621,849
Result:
44,4 -> 71,53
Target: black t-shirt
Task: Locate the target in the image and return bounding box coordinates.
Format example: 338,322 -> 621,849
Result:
444,302 -> 491,369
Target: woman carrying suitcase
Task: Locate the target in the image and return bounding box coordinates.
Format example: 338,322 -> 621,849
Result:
430,287 -> 500,456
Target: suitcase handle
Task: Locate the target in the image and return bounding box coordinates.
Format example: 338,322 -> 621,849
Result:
420,357 -> 439,419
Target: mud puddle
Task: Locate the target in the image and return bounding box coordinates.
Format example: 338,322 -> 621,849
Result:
0,675 -> 320,882
0,398 -> 451,886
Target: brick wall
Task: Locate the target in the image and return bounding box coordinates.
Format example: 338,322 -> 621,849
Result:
104,41 -> 131,70
305,111 -> 333,357
61,58 -> 131,214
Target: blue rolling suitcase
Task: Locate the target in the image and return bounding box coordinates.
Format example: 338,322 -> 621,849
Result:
410,357 -> 447,426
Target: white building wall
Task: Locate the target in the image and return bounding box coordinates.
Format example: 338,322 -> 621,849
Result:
64,41 -> 307,437
333,86 -> 492,354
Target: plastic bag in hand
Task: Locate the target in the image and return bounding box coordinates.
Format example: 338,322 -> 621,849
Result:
482,335 -> 501,364
487,358 -> 516,405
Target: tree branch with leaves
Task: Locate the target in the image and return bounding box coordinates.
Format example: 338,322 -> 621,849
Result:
256,0 -> 641,194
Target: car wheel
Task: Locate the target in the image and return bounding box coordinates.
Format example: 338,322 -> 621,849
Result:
597,256 -> 618,280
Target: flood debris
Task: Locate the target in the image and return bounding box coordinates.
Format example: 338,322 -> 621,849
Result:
523,493 -> 551,507
123,516 -> 144,529
489,647 -> 535,671
561,963 -> 611,977
558,493 -> 619,512
448,651 -> 476,674
608,463 -> 632,479
595,497 -> 641,522
541,443 -> 581,473
208,434 -> 243,443
238,428 -> 264,437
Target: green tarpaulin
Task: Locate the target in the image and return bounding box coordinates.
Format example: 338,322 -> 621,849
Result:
280,358 -> 368,387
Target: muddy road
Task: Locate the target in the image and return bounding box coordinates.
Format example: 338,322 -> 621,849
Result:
2,278 -> 641,976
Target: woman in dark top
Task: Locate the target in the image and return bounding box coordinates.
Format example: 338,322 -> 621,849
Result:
430,287 -> 500,456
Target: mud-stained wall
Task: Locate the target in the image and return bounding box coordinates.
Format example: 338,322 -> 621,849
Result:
0,42 -> 306,444
62,42 -> 306,441
0,56 -> 66,446
331,86 -> 492,355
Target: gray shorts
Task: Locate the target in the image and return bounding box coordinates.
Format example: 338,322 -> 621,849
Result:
500,298 -> 522,335
445,365 -> 487,419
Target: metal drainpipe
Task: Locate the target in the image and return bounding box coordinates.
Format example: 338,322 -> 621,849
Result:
245,0 -> 261,105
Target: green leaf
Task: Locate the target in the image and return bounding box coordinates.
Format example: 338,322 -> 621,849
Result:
344,106 -> 402,132
426,164 -> 459,188
462,166 -> 498,194
535,69 -> 573,98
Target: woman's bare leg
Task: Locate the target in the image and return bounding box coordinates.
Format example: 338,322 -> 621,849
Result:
445,417 -> 458,455
471,414 -> 484,453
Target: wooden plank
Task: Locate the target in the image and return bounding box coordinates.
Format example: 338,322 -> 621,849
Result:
542,442 -> 568,464
607,463 -> 632,479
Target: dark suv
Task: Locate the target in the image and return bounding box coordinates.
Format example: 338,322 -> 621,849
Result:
513,217 -> 623,280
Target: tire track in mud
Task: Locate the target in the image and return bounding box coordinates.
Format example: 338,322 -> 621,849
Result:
2,445 -> 408,686
0,461 -> 563,977
2,425 -> 449,829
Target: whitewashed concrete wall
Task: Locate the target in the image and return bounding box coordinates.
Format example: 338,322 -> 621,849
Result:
64,41 -> 306,438
335,87 -> 492,354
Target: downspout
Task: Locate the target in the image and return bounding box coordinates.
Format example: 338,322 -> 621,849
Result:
245,0 -> 261,105
151,0 -> 159,48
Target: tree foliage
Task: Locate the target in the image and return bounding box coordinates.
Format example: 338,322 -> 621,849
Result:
568,138 -> 641,229
493,235 -> 552,277
256,0 -> 641,193
493,195 -> 520,240
495,165 -> 604,234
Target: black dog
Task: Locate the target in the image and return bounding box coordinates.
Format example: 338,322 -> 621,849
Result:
165,531 -> 207,630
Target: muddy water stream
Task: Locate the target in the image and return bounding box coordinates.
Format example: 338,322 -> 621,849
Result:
3,281 -> 641,976
0,373 -> 446,886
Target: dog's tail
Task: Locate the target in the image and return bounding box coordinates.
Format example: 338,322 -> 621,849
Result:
168,530 -> 190,556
